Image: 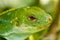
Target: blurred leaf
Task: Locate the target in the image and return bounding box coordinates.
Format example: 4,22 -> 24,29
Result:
58,32 -> 60,40
0,0 -> 38,12
39,0 -> 59,18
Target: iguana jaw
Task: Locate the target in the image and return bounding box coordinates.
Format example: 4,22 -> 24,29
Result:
12,23 -> 48,34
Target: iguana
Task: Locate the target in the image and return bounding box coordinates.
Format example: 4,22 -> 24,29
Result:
0,0 -> 59,40
0,7 -> 52,40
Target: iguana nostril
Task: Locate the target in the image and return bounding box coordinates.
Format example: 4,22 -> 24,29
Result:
46,16 -> 52,22
48,18 -> 52,22
29,16 -> 36,21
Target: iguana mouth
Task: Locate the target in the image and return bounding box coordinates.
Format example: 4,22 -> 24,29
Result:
13,23 -> 45,34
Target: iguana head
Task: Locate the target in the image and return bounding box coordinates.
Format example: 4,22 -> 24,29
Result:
0,7 -> 52,36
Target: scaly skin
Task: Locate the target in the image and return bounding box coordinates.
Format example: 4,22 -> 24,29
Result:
0,7 -> 52,40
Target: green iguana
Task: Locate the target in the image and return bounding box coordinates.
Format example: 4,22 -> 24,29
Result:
0,7 -> 52,40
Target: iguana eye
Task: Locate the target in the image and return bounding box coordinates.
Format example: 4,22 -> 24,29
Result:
29,16 -> 36,21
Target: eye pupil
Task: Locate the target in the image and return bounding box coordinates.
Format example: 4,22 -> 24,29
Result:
29,16 -> 36,21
